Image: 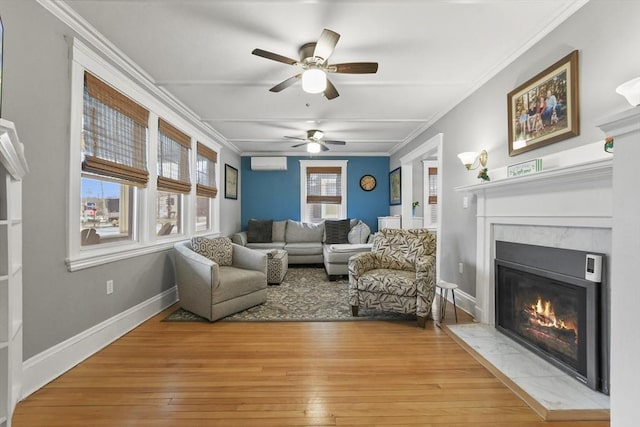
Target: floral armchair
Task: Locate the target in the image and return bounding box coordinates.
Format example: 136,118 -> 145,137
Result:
348,228 -> 436,327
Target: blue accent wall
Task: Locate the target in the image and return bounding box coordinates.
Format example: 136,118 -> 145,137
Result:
240,156 -> 389,232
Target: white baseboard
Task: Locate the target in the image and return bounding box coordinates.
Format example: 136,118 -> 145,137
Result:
21,286 -> 178,400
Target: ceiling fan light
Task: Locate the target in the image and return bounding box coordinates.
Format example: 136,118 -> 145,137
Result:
306,142 -> 322,153
302,69 -> 327,94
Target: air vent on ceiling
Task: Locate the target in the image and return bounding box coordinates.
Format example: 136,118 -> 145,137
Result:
250,156 -> 288,171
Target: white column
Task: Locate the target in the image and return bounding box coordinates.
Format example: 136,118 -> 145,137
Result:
598,106 -> 640,427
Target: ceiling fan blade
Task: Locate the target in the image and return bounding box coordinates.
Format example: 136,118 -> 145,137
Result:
319,143 -> 330,151
313,29 -> 340,63
269,74 -> 301,92
252,48 -> 298,65
324,79 -> 339,100
291,142 -> 309,148
324,139 -> 346,145
284,136 -> 306,141
332,62 -> 379,74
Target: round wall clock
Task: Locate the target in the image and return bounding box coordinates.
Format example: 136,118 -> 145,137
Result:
359,174 -> 377,191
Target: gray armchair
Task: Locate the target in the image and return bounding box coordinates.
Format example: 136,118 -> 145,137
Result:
174,240 -> 268,321
348,228 -> 437,327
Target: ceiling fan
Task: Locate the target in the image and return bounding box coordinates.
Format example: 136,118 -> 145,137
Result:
286,129 -> 346,153
252,28 -> 378,100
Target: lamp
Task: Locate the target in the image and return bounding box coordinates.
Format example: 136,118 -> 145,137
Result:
302,68 -> 327,94
457,150 -> 488,170
306,141 -> 322,153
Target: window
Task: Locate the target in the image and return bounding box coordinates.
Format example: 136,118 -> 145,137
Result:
80,71 -> 148,246
156,119 -> 191,236
69,39 -> 222,271
300,160 -> 347,223
195,142 -> 218,232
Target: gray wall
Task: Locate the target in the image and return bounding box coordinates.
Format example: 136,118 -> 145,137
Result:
0,1 -> 241,359
392,0 -> 640,298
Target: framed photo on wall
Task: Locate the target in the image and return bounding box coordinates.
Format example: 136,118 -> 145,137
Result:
389,167 -> 401,205
507,50 -> 580,156
224,164 -> 238,200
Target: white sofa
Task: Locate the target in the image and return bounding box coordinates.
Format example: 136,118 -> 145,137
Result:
232,218 -> 372,279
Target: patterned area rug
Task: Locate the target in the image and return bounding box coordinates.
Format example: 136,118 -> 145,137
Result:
164,266 -> 416,322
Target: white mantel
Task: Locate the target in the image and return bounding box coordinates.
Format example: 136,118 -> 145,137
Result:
455,147 -> 612,324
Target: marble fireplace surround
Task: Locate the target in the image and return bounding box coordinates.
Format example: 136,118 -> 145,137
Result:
451,145 -> 612,420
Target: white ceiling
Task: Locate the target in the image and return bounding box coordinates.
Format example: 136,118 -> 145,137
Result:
62,0 -> 586,156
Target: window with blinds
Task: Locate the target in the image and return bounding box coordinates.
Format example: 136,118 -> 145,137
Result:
306,167 -> 342,204
302,163 -> 346,223
157,119 -> 191,193
196,142 -> 218,198
82,72 -> 149,185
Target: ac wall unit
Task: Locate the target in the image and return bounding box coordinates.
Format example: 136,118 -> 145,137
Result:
250,157 -> 288,171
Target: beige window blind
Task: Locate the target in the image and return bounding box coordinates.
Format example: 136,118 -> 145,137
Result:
82,72 -> 149,185
428,167 -> 438,204
157,119 -> 191,194
196,142 -> 218,198
306,166 -> 342,204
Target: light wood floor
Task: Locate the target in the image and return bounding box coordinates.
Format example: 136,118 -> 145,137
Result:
13,303 -> 609,427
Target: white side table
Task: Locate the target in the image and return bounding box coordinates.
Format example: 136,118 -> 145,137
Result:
437,280 -> 458,323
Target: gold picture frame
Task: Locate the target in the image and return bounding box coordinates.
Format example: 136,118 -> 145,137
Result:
507,50 -> 580,156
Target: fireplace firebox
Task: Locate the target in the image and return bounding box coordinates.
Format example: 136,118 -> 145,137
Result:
495,241 -> 609,394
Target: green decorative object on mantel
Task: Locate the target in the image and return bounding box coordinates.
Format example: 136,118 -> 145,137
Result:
477,168 -> 490,182
604,136 -> 614,153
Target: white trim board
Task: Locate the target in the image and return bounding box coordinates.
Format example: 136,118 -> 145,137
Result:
21,287 -> 178,400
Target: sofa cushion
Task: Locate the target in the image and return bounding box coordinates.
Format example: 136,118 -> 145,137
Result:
246,242 -> 286,250
284,242 -> 323,256
348,221 -> 371,244
285,220 -> 324,243
191,236 -> 233,266
272,220 -> 287,242
247,219 -> 273,243
324,219 -> 351,244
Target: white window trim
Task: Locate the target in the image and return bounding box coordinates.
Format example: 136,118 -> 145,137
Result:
67,38 -> 221,271
299,160 -> 348,222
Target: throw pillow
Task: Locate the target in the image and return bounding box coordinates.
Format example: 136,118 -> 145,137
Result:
191,236 -> 233,266
247,219 -> 273,243
348,221 -> 371,244
272,220 -> 287,242
325,219 -> 351,244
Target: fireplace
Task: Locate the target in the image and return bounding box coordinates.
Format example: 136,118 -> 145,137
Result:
495,241 -> 609,394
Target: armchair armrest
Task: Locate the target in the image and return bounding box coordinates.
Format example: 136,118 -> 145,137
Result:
231,231 -> 248,246
348,251 -> 382,279
232,243 -> 267,275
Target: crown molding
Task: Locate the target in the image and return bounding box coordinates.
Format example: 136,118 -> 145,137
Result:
35,0 -> 240,155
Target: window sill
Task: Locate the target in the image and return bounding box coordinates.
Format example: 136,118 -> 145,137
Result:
66,237 -> 183,272
67,231 -> 222,271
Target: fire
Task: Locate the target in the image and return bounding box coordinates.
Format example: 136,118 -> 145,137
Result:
530,297 -> 570,329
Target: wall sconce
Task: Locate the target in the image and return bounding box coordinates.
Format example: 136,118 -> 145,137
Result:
616,77 -> 640,106
457,150 -> 488,170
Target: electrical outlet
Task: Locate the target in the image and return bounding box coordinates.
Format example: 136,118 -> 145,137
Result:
458,262 -> 464,274
106,280 -> 114,295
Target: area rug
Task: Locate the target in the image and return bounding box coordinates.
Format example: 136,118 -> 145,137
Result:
164,266 -> 416,322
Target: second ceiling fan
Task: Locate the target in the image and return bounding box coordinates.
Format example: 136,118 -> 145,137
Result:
287,129 -> 346,153
252,28 -> 378,100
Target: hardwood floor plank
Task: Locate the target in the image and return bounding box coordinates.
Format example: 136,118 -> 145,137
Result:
12,304 -> 609,426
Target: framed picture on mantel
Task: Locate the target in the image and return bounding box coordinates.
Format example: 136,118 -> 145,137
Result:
507,50 -> 580,157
